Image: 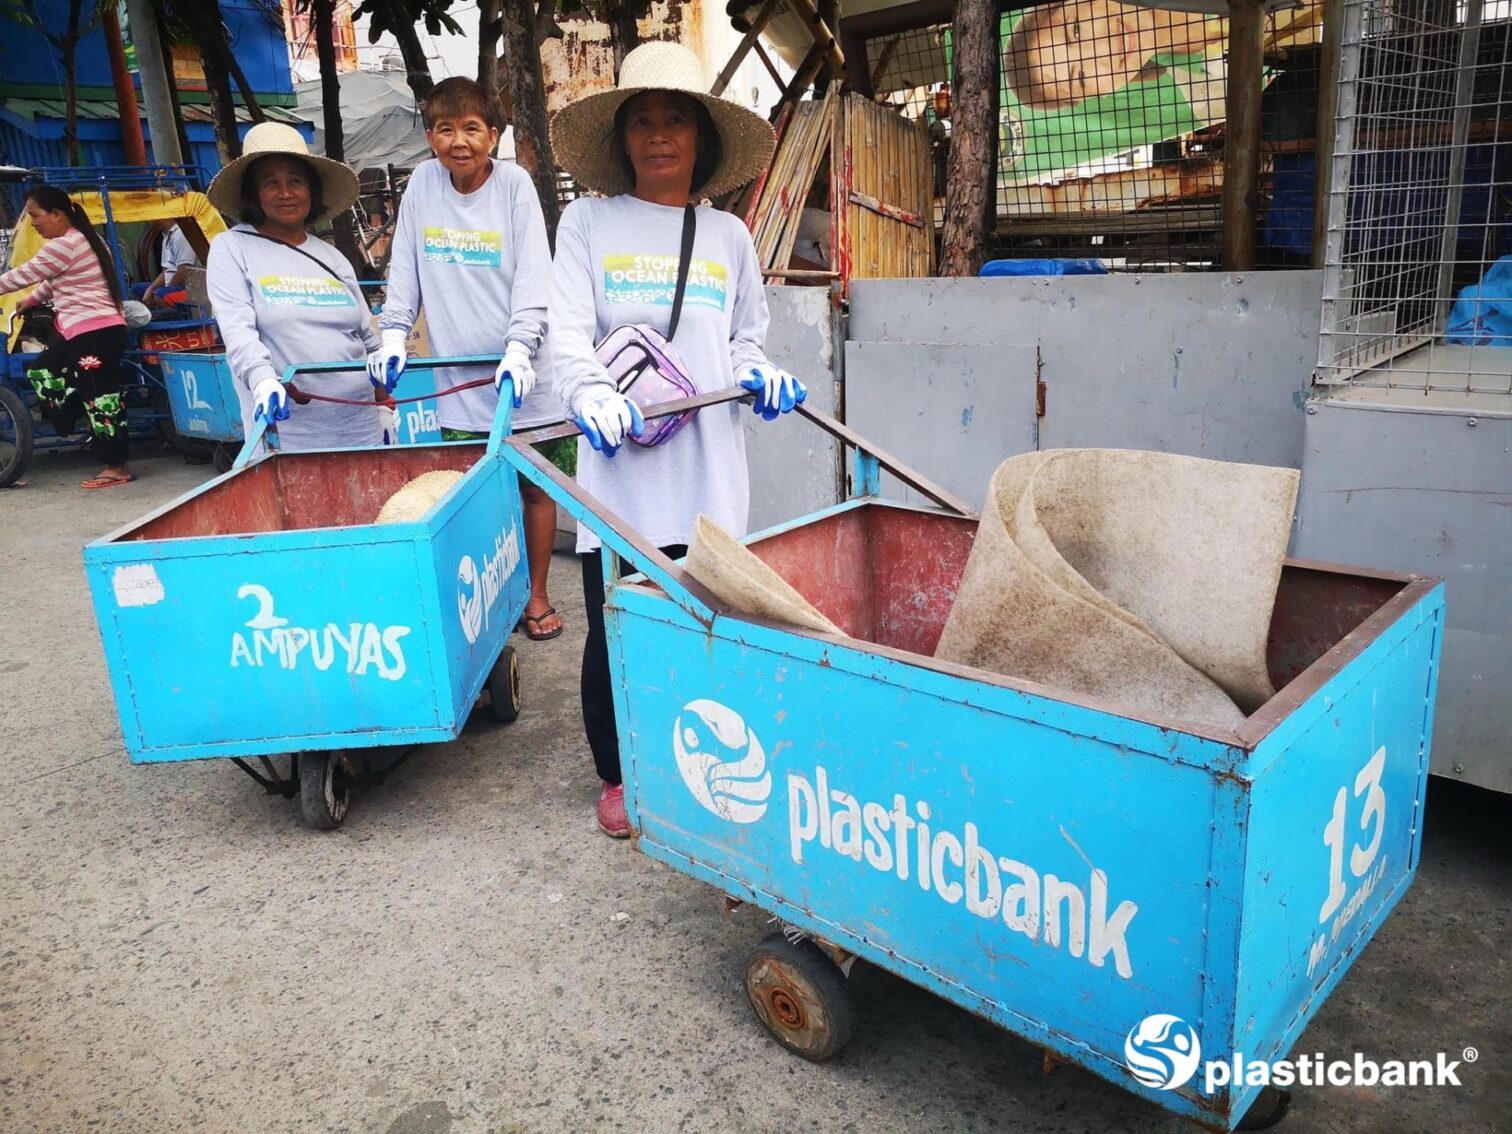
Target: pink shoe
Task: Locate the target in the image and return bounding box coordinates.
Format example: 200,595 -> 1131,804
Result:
597,781 -> 631,839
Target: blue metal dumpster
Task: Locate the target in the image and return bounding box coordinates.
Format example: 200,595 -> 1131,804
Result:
503,388 -> 1445,1131
84,360 -> 530,829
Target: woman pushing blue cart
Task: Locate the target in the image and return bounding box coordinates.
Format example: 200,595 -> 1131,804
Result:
83,359 -> 532,828
502,388 -> 1444,1132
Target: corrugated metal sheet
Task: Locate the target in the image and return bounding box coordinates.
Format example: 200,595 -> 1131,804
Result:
1,125 -> 227,190
1,98 -> 306,126
0,127 -> 120,172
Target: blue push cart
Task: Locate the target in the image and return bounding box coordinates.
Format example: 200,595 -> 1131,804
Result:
84,359 -> 530,828
158,350 -> 451,470
503,388 -> 1445,1131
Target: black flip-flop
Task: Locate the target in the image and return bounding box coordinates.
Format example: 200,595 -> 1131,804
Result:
517,607 -> 564,641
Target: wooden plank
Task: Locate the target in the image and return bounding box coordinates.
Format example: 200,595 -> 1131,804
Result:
831,89 -> 849,293
710,0 -> 781,96
764,269 -> 840,280
1221,0 -> 1265,269
752,40 -> 785,91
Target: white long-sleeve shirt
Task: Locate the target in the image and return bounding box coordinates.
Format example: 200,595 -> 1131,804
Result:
206,225 -> 383,450
547,195 -> 774,553
379,158 -> 554,430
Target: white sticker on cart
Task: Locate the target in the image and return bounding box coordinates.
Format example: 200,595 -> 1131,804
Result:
112,564 -> 165,607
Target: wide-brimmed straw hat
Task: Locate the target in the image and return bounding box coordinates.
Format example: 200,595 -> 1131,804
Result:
206,122 -> 360,224
551,42 -> 775,199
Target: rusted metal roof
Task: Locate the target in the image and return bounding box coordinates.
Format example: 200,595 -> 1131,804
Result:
1,98 -> 307,128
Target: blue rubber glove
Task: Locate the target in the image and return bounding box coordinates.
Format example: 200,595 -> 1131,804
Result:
366,328 -> 407,392
738,365 -> 806,421
574,389 -> 645,458
494,342 -> 536,409
252,377 -> 290,424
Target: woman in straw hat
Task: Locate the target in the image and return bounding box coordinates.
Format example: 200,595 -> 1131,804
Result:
205,122 -> 386,450
548,40 -> 808,838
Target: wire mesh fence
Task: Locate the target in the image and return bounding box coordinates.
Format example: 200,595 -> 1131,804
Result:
997,0 -> 1326,270
1318,0 -> 1512,393
853,0 -> 1328,272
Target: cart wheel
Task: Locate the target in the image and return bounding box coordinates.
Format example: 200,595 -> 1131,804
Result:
744,932 -> 855,1061
0,385 -> 34,488
211,443 -> 239,474
298,752 -> 350,830
487,645 -> 521,723
1236,1086 -> 1291,1130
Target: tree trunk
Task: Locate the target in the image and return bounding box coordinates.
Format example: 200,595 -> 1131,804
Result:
311,0 -> 344,163
223,45 -> 267,125
308,0 -> 364,274
477,0 -> 502,100
379,0 -> 435,103
938,0 -> 999,277
200,33 -> 241,162
152,0 -> 194,163
180,0 -> 264,161
64,0 -> 84,165
534,0 -> 563,46
608,7 -> 640,76
64,37 -> 81,165
500,0 -> 560,242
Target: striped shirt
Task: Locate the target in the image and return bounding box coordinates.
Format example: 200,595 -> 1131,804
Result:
0,228 -> 125,339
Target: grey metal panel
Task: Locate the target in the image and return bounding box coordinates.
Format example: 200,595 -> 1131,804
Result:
744,286 -> 841,533
1294,396 -> 1512,794
848,273 -> 1321,469
844,341 -> 1040,506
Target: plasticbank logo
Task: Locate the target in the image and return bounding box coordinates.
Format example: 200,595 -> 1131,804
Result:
1123,1012 -> 1475,1094
1125,1014 -> 1202,1090
457,556 -> 484,643
672,700 -> 771,823
455,518 -> 521,646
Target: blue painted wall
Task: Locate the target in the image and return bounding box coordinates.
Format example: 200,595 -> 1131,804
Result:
0,0 -> 294,100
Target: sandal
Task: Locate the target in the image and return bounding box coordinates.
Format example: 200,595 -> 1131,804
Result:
517,607 -> 564,641
82,471 -> 136,490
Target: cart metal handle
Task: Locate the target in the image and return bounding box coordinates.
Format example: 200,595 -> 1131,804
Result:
232,354 -> 512,471
501,386 -> 977,627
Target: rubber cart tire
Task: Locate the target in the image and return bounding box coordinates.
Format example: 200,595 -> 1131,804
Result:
1237,1086 -> 1291,1130
488,645 -> 521,723
212,443 -> 239,474
298,752 -> 349,829
745,933 -> 855,1061
0,385 -> 34,488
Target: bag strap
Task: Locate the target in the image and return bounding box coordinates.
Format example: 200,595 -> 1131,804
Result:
241,230 -> 366,307
666,204 -> 696,342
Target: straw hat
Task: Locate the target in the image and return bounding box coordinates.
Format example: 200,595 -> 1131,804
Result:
206,122 -> 360,224
551,42 -> 775,199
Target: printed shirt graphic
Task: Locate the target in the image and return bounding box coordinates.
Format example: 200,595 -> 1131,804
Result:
547,196 -> 775,554
422,226 -> 504,268
205,225 -> 382,451
377,159 -> 553,431
603,254 -> 729,313
255,274 -> 355,308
